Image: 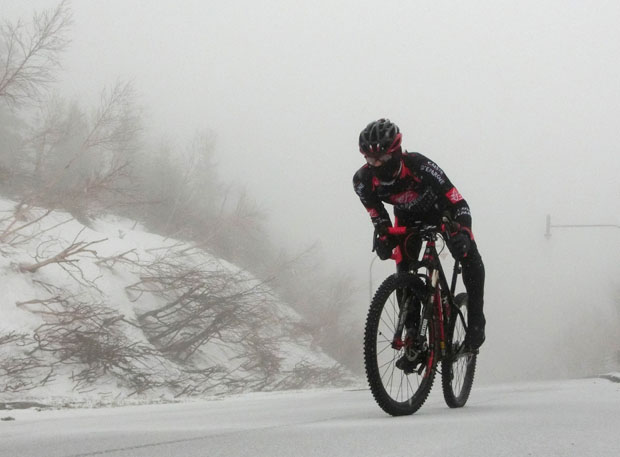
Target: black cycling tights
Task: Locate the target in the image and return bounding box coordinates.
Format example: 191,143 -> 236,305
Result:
397,239 -> 485,325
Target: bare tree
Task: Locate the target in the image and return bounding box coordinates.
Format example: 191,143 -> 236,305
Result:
0,104 -> 26,186
33,80 -> 140,208
0,79 -> 142,223
131,132 -> 221,240
0,0 -> 72,105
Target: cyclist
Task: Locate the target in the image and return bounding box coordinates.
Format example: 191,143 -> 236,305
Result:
353,118 -> 486,353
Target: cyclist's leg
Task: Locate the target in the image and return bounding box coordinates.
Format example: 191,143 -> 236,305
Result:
396,236 -> 423,329
461,240 -> 486,349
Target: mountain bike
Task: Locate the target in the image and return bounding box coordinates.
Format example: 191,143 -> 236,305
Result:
363,217 -> 477,416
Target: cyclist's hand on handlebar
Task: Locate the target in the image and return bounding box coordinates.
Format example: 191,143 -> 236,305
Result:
447,230 -> 471,259
374,237 -> 395,260
441,213 -> 460,235
374,222 -> 390,237
372,223 -> 395,260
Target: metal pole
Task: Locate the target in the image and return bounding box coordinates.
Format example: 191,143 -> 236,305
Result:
545,214 -> 620,238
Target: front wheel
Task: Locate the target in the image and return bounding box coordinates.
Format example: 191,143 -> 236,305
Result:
364,272 -> 436,416
441,292 -> 477,407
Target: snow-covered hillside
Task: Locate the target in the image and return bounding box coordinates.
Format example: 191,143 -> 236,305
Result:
0,199 -> 351,405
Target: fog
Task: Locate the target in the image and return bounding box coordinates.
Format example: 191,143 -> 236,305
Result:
2,0 -> 619,384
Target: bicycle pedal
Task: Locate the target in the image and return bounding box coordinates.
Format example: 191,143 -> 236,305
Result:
462,347 -> 479,357
453,344 -> 478,358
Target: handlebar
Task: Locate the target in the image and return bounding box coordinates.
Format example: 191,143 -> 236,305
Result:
385,216 -> 460,239
373,215 -> 467,263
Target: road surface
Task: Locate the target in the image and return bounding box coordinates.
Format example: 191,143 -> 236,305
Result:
1,377 -> 619,457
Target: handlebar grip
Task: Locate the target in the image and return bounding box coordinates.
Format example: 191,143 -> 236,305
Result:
387,226 -> 407,236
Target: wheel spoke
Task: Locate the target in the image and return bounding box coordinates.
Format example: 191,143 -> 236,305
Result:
389,293 -> 400,329
378,353 -> 398,371
376,343 -> 393,357
379,315 -> 395,335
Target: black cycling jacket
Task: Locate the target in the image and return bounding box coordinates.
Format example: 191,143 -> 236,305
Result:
353,151 -> 473,232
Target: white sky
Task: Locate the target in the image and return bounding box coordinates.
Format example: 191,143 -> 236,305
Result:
2,0 -> 620,382
2,1 -> 618,256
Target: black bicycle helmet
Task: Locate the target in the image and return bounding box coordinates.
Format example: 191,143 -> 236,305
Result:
359,119 -> 402,157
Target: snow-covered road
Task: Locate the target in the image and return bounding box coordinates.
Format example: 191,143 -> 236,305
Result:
2,378 -> 619,457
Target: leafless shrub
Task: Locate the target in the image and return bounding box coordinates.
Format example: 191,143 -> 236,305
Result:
8,224 -> 107,294
95,248 -> 139,269
271,361 -> 350,391
18,227 -> 105,274
0,331 -> 52,393
125,243 -> 357,393
22,293 -> 162,393
0,203 -> 56,246
132,249 -> 273,362
238,332 -> 283,386
170,366 -> 229,397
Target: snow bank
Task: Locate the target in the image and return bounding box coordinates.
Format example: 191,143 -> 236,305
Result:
0,200 -> 352,406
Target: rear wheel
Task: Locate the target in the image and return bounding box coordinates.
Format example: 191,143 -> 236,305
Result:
441,292 -> 477,407
364,273 -> 436,416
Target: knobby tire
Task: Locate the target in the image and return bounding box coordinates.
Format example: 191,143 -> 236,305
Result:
364,272 -> 436,416
441,292 -> 477,407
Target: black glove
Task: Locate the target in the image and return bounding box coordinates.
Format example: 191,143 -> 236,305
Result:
375,223 -> 389,237
373,224 -> 395,260
374,236 -> 395,260
447,230 -> 471,259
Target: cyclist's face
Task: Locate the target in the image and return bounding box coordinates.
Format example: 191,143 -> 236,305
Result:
364,153 -> 392,167
368,154 -> 402,183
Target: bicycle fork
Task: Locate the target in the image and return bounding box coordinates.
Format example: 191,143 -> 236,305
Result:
417,269 -> 448,375
391,280 -> 440,378
391,288 -> 414,350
